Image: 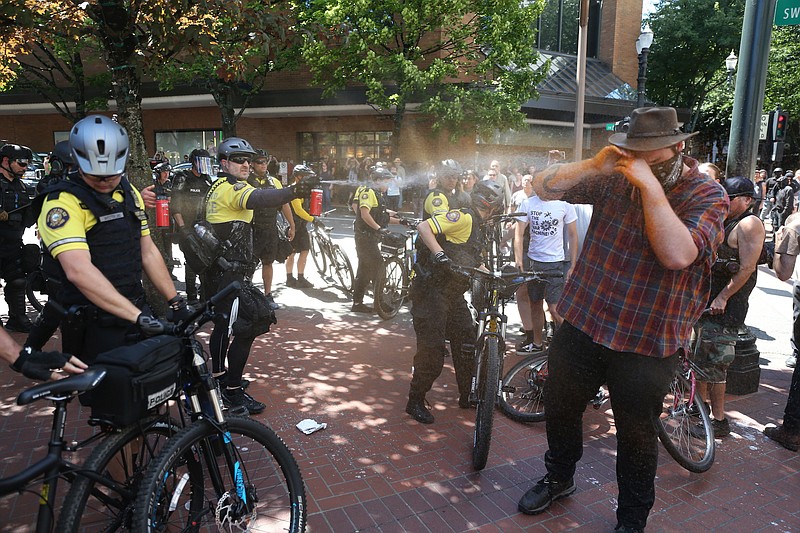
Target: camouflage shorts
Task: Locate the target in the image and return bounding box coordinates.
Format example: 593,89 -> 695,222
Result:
691,320 -> 738,383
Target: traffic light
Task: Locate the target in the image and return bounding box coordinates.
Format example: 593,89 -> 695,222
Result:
774,111 -> 789,140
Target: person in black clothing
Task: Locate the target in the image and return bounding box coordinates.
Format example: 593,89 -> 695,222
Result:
36,141 -> 76,194
692,176 -> 765,438
405,179 -> 506,424
247,149 -> 295,309
172,149 -> 214,304
351,167 -> 399,313
0,143 -> 37,332
774,173 -> 795,230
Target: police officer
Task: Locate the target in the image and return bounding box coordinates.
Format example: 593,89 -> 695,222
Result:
405,179 -> 505,424
205,137 -> 318,414
351,166 -> 399,313
35,114 -> 187,362
248,149 -> 295,309
37,140 -> 76,194
422,159 -> 461,219
172,149 -> 214,304
151,162 -> 177,281
0,143 -> 37,332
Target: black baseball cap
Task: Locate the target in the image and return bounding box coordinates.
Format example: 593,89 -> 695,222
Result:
723,176 -> 754,198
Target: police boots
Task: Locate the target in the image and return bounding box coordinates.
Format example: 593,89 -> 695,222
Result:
5,278 -> 32,333
405,395 -> 434,424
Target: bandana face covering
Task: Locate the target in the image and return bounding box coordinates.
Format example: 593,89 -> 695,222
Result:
649,152 -> 683,192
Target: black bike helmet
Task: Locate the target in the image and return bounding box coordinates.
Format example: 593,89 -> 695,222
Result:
370,167 -> 394,181
69,115 -> 129,176
154,162 -> 172,174
0,143 -> 33,162
291,163 -> 316,178
471,180 -> 505,212
50,140 -> 74,166
254,149 -> 268,159
217,137 -> 256,160
436,159 -> 463,180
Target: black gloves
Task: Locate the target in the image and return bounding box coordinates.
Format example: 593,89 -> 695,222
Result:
433,251 -> 451,270
136,314 -> 171,337
166,295 -> 193,323
11,347 -> 71,381
378,227 -> 391,237
292,174 -> 321,199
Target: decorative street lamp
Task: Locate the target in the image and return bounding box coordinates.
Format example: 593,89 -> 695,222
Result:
725,50 -> 738,88
636,26 -> 654,109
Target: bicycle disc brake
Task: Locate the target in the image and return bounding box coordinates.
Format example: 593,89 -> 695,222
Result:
215,490 -> 256,532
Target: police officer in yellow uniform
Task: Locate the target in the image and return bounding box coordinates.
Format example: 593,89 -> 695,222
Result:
422,159 -> 461,220
351,167 -> 399,313
35,114 -> 187,361
248,149 -> 295,308
205,137 -> 317,414
405,179 -> 505,424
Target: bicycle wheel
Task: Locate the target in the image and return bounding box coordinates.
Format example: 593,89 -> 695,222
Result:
374,257 -> 405,320
472,336 -> 500,471
58,415 -> 192,532
134,415 -> 306,533
498,353 -> 548,423
309,230 -> 327,277
331,245 -> 355,294
657,372 -> 715,473
25,270 -> 47,312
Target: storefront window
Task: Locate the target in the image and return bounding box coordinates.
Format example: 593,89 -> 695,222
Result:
154,130 -> 223,164
299,130 -> 392,173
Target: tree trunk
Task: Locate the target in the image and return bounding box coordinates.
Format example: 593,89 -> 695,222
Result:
392,100 -> 405,157
211,79 -> 238,138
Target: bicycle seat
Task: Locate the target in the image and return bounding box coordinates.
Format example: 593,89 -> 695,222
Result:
17,367 -> 107,406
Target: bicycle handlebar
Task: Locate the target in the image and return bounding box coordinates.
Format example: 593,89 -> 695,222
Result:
170,281 -> 241,336
451,264 -> 562,286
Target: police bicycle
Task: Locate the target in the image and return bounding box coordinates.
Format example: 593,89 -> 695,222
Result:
308,210 -> 355,295
0,370 -> 183,533
130,282 -> 307,532
499,329 -> 716,473
451,264 -> 558,471
373,217 -> 420,320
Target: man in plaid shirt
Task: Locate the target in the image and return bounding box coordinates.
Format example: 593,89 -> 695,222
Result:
517,107 -> 729,533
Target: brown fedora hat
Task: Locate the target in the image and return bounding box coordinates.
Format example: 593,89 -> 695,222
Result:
609,107 -> 698,151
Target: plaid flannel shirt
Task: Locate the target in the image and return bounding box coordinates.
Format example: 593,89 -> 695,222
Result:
558,157 -> 729,357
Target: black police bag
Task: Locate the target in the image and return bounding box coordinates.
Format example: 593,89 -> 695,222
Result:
88,335 -> 183,427
179,221 -> 225,274
232,282 -> 277,338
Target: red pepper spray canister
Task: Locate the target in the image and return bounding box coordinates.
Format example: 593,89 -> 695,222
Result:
156,197 -> 170,227
309,188 -> 323,217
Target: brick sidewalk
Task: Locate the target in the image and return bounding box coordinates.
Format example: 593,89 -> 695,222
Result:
0,273 -> 799,532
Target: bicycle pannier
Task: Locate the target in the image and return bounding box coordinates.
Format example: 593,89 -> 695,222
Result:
179,221 -> 224,274
88,335 -> 183,427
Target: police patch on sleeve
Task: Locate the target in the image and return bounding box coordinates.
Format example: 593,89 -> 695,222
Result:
45,207 -> 69,229
233,182 -> 247,191
432,198 -> 443,207
361,192 -> 370,200
446,211 -> 461,222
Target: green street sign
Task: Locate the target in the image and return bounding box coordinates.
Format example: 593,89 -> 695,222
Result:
605,123 -> 615,131
776,0 -> 800,26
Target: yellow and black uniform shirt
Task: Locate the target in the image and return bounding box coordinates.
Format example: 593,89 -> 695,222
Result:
425,208 -> 474,244
354,187 -> 389,232
206,176 -> 256,224
423,189 -> 451,219
39,186 -> 149,259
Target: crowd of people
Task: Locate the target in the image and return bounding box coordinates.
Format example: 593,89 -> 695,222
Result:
1,106 -> 800,532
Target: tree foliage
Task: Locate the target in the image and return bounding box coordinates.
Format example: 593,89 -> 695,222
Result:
295,0 -> 548,147
645,0 -> 745,132
158,0 -> 300,138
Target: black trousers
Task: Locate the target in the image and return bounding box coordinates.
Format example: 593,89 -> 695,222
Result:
408,284 -> 475,401
542,321 -> 678,530
353,232 -> 381,304
208,269 -> 256,388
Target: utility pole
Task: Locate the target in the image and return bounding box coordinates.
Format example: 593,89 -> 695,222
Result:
726,0 -> 777,180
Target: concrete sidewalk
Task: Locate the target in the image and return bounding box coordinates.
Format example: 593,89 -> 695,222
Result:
0,262 -> 798,532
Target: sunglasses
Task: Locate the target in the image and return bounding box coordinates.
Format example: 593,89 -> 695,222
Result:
14,159 -> 29,167
253,159 -> 268,165
84,172 -> 122,182
488,173 -> 497,176
228,156 -> 252,165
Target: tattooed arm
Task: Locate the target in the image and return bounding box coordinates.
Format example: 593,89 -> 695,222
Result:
532,146 -> 624,200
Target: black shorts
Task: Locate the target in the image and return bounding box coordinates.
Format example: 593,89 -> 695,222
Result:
291,222 -> 311,252
253,223 -> 279,264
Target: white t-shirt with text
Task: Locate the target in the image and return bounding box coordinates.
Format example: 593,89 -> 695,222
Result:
519,195 -> 577,262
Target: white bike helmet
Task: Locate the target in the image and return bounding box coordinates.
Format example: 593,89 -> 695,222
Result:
69,115 -> 129,176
